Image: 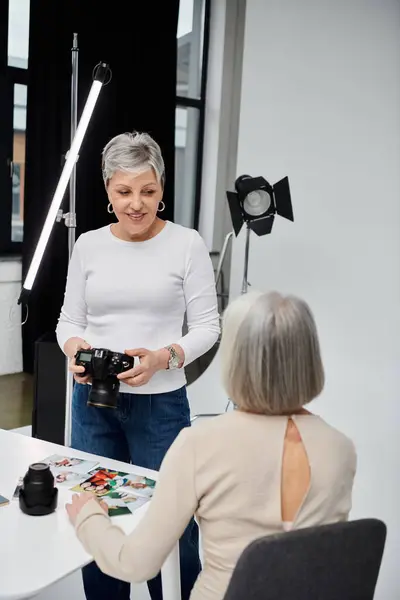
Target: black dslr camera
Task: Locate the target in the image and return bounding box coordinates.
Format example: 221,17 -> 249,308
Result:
75,348 -> 134,409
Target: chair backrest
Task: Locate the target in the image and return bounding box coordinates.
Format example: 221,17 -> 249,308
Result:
223,519 -> 387,600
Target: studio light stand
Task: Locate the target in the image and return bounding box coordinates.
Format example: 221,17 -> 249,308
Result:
216,224 -> 252,295
63,33 -> 78,448
209,173 -> 295,415
242,224 -> 251,294
193,174 -> 294,422
65,33 -> 79,263
226,173 -> 294,294
17,34 -> 111,446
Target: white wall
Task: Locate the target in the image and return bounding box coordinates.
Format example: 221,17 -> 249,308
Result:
228,0 -> 400,597
0,260 -> 23,375
198,0 -> 246,254
188,0 -> 247,419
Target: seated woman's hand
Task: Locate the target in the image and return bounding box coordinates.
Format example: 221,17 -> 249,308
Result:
64,337 -> 92,384
66,492 -> 108,527
117,348 -> 169,387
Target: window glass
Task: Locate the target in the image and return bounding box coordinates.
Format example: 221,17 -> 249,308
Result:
12,83 -> 27,242
174,106 -> 200,228
8,0 -> 30,69
177,0 -> 205,98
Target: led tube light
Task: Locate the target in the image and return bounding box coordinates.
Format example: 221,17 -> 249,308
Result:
18,63 -> 109,305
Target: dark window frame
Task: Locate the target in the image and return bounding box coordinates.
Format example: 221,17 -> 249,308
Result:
0,1 -> 212,254
0,2 -> 28,256
175,0 -> 211,231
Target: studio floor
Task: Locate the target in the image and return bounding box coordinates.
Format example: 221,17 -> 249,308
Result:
0,372 -> 33,430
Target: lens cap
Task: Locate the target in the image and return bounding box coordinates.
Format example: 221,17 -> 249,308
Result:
19,463 -> 58,516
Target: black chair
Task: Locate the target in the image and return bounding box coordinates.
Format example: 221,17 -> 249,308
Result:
223,519 -> 387,600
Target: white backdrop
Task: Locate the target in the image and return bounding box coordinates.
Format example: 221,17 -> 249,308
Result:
226,1 -> 400,597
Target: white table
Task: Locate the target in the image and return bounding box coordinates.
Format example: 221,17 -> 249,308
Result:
0,429 -> 181,600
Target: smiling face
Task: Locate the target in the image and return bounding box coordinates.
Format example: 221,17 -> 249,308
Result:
107,169 -> 164,241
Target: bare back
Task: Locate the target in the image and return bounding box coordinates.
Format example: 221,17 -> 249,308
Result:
281,418 -> 311,523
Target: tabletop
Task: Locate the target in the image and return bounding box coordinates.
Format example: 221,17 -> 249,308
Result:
0,428 -> 159,600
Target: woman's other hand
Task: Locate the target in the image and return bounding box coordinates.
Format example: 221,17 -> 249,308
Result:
117,347 -> 170,387
66,492 -> 108,527
64,337 -> 92,384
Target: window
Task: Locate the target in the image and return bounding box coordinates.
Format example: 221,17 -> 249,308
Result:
0,2 -> 210,250
7,0 -> 30,69
0,0 -> 29,254
12,83 -> 27,242
175,0 -> 210,229
175,106 -> 200,228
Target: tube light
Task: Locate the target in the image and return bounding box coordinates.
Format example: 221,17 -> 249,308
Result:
18,63 -> 109,305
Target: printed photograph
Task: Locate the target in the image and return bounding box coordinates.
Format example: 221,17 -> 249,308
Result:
53,471 -> 87,487
70,468 -> 129,497
40,454 -> 99,474
12,477 -> 23,500
120,474 -> 156,498
102,489 -> 149,517
89,468 -> 129,481
107,504 -> 132,517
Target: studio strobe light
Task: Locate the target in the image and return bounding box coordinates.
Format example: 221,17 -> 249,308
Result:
227,174 -> 294,237
192,173 -> 294,414
226,174 -> 294,292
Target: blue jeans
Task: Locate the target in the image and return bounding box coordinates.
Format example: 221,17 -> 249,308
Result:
71,383 -> 201,600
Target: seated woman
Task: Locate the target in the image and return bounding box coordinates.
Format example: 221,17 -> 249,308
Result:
66,290 -> 357,600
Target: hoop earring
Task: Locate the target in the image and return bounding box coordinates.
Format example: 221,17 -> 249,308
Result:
107,203 -> 114,214
158,200 -> 166,213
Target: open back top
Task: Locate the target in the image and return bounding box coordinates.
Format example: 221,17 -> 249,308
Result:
75,410 -> 357,600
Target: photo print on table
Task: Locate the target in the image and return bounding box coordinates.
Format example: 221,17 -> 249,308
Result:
12,477 -> 23,500
40,454 -> 99,475
120,474 -> 156,498
102,489 -> 149,517
106,504 -> 132,517
53,471 -> 87,487
70,468 -> 129,497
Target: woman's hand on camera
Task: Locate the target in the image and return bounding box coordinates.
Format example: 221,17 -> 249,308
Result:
117,347 -> 169,387
64,337 -> 92,384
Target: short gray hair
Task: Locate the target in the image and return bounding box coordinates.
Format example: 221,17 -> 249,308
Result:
220,291 -> 325,414
101,131 -> 165,187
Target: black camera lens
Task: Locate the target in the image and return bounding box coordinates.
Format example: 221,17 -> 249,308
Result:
75,347 -> 134,409
87,377 -> 120,409
19,463 -> 58,516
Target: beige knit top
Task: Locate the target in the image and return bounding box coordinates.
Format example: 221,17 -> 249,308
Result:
75,411 -> 357,599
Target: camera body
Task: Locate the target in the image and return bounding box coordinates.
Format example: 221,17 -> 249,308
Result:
75,348 -> 134,409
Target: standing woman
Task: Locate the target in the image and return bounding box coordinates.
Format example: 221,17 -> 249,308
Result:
56,131 -> 220,600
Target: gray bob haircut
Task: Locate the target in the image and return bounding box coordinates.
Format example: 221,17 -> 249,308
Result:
220,290 -> 325,415
101,131 -> 165,187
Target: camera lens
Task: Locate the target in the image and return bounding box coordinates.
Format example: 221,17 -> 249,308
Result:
19,463 -> 58,516
87,377 -> 120,409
